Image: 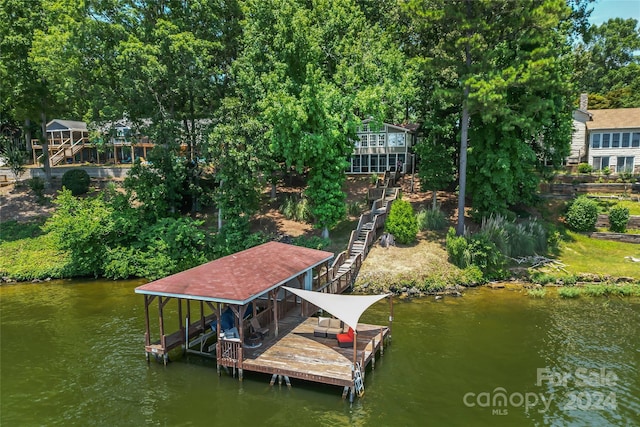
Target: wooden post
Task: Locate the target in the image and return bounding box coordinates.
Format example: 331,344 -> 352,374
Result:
216,303 -> 222,374
388,296 -> 393,340
272,289 -> 279,338
186,300 -> 191,328
158,296 -> 166,365
143,295 -> 151,362
352,330 -> 357,370
143,295 -> 151,347
199,300 -> 205,331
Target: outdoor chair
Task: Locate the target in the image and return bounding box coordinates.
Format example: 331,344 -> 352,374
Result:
250,317 -> 269,338
337,327 -> 354,348
314,317 -> 344,338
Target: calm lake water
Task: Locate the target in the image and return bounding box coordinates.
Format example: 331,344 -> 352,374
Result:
1,280 -> 638,426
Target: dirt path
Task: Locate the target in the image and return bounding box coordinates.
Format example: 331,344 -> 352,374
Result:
0,184 -> 57,223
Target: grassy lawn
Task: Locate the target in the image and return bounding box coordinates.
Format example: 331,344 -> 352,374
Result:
587,194 -> 640,215
559,231 -> 640,279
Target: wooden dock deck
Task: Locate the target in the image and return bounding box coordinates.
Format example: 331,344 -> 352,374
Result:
240,316 -> 389,389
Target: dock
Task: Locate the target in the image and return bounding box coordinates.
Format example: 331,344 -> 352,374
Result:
241,317 -> 389,394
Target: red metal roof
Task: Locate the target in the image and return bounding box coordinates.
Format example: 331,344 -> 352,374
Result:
134,241 -> 334,304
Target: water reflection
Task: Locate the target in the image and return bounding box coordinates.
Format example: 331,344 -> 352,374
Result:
1,281 -> 638,426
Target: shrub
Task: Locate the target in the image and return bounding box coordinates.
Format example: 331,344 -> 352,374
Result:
416,208 -> 447,231
44,189 -> 115,276
577,163 -> 592,174
27,177 -> 46,201
446,227 -> 505,279
279,195 -> 311,222
608,205 -> 629,233
446,227 -> 468,267
292,235 -> 331,250
370,173 -> 379,186
347,200 -> 362,217
61,169 -> 91,195
565,196 -> 598,232
385,199 -> 418,244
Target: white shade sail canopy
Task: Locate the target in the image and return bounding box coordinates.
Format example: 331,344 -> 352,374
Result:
283,286 -> 391,332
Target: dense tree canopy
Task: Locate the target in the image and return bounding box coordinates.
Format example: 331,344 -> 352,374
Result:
573,18 -> 640,108
2,0 -> 633,253
402,0 -> 575,221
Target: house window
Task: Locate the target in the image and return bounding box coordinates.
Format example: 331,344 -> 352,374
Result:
632,133 -> 640,148
360,134 -> 368,148
591,134 -> 601,148
602,134 -> 610,148
622,133 -> 630,148
378,134 -> 385,147
360,123 -> 369,133
617,156 -> 634,173
593,156 -> 610,170
388,133 -> 405,147
612,133 -> 620,148
369,134 -> 377,146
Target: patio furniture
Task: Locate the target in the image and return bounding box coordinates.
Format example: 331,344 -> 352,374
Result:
336,327 -> 354,348
314,317 -> 344,338
250,317 -> 269,338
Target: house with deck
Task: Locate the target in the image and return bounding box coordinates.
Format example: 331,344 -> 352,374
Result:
31,119 -> 154,167
348,119 -> 419,174
570,95 -> 640,174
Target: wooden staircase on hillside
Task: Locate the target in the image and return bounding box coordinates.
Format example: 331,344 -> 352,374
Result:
320,171 -> 401,294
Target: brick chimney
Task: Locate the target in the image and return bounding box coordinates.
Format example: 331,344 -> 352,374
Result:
579,93 -> 588,111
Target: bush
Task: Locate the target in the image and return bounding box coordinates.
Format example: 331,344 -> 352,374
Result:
385,199 -> 418,244
280,195 -> 311,222
577,163 -> 592,174
558,287 -> 581,298
608,205 -> 629,233
292,235 -> 331,250
61,169 -> 91,195
347,200 -> 362,217
416,208 -> 447,231
445,227 -> 505,279
565,196 -> 598,232
27,177 -> 46,201
445,227 -> 469,267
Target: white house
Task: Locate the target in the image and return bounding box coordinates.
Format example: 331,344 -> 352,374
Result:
348,119 -> 419,174
570,94 -> 640,174
586,108 -> 640,174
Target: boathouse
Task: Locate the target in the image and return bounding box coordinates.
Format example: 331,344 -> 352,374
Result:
135,241 -> 391,399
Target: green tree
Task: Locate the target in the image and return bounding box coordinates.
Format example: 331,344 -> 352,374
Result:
44,189 -> 115,277
385,199 -> 419,244
237,0 -> 409,238
573,18 -> 640,108
124,123 -> 189,221
0,131 -> 27,183
403,0 -> 574,222
415,138 -> 455,209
